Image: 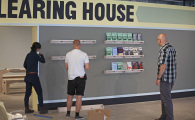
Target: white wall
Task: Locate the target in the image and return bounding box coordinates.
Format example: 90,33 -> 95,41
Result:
0,26 -> 32,70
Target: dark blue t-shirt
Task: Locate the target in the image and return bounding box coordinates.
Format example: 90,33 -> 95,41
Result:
23,51 -> 45,73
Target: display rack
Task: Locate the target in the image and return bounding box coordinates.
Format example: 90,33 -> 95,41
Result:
51,55 -> 96,60
104,69 -> 144,74
104,55 -> 144,59
6,68 -> 26,73
104,41 -> 144,44
50,40 -> 96,44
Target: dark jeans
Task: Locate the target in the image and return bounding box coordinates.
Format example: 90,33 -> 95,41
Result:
160,81 -> 174,120
24,74 -> 43,107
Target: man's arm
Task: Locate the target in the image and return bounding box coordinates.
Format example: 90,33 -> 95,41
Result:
65,63 -> 68,70
23,56 -> 27,69
37,53 -> 45,63
156,64 -> 166,86
84,63 -> 90,70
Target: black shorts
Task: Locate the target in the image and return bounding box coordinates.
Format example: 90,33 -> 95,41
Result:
67,77 -> 86,96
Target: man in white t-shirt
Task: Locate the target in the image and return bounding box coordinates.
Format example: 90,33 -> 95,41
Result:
65,40 -> 90,119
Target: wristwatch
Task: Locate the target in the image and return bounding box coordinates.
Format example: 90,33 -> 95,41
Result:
157,78 -> 161,80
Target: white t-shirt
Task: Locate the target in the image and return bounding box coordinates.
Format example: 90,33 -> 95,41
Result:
65,49 -> 89,80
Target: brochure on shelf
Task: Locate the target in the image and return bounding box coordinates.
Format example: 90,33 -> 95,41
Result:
112,47 -> 118,56
117,62 -> 123,70
137,47 -> 143,55
127,33 -> 133,41
127,62 -> 133,70
133,33 -> 138,41
106,47 -> 112,56
117,33 -> 123,41
112,62 -> 117,70
123,47 -> 130,55
106,32 -> 112,41
117,47 -> 123,56
123,62 -> 128,70
112,32 -> 117,41
138,33 -> 142,41
122,33 -> 128,41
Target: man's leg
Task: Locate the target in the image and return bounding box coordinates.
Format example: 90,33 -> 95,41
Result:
24,80 -> 34,114
160,95 -> 166,119
32,75 -> 48,114
24,80 -> 32,108
160,81 -> 174,120
67,95 -> 74,111
76,95 -> 82,113
66,79 -> 76,117
74,78 -> 86,119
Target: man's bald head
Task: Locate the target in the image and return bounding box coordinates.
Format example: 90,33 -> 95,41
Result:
157,33 -> 168,47
158,34 -> 167,42
73,40 -> 81,49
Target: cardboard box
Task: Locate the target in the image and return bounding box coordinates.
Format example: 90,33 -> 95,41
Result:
88,109 -> 110,120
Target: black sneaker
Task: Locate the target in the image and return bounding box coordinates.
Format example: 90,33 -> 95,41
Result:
75,116 -> 84,120
39,107 -> 48,114
25,107 -> 34,114
155,117 -> 165,120
66,114 -> 70,118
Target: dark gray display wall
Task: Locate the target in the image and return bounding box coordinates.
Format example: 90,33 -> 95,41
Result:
39,26 -> 195,101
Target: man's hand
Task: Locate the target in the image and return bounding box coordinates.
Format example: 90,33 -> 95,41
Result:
39,53 -> 43,56
156,80 -> 160,86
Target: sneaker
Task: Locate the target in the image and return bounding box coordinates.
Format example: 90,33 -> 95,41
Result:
66,114 -> 70,118
25,108 -> 34,114
155,117 -> 165,120
75,116 -> 84,120
39,107 -> 48,114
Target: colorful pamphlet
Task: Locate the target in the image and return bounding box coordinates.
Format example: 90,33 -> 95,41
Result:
122,33 -> 128,41
133,33 -> 138,41
112,32 -> 117,41
123,47 -> 129,55
117,62 -> 123,70
117,47 -> 123,56
112,62 -> 117,70
106,32 -> 112,41
106,47 -> 112,56
123,62 -> 128,70
127,62 -> 132,70
127,33 -> 133,41
117,33 -> 123,41
138,33 -> 142,41
112,47 -> 118,56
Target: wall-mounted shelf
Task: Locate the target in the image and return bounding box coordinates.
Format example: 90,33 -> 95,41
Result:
104,55 -> 144,59
50,40 -> 96,44
104,41 -> 144,44
6,68 -> 26,73
51,55 -> 96,60
104,69 -> 144,74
